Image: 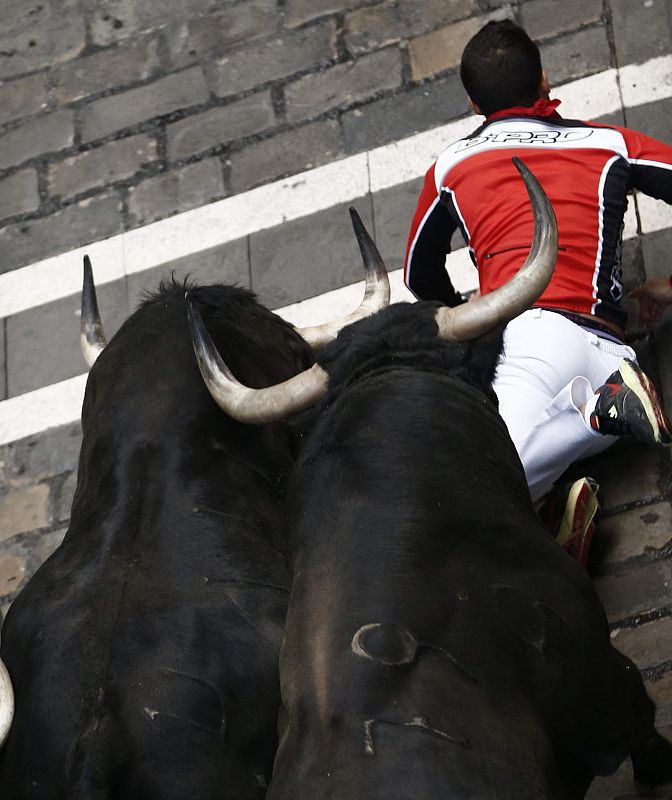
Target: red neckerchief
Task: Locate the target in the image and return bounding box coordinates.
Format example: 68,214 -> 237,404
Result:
485,98 -> 562,122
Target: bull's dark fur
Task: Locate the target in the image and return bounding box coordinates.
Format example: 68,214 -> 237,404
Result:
317,300 -> 503,408
270,301 -> 672,799
0,284 -> 314,800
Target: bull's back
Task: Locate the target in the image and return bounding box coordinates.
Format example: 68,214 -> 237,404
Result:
273,370 -> 632,797
0,471 -> 288,799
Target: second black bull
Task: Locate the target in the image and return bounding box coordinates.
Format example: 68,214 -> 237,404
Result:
0,279 -> 315,799
190,159 -> 672,799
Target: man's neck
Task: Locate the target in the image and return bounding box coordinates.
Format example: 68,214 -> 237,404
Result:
485,98 -> 562,122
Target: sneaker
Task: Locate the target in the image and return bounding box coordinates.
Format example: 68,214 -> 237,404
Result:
590,359 -> 672,446
554,477 -> 600,568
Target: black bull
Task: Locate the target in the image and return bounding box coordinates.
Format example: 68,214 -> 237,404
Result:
268,305 -> 672,799
0,283 -> 314,799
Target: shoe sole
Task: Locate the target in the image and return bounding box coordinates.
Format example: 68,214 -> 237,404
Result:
555,478 -> 599,547
620,360 -> 672,445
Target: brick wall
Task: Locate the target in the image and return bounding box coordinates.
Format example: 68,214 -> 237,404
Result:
0,0 -> 630,274
0,424 -> 81,618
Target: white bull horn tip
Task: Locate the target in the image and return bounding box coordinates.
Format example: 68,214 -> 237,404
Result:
0,657 -> 15,749
81,256 -> 108,368
297,211 -> 390,349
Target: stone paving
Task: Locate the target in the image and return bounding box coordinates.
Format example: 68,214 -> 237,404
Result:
0,0 -> 649,275
0,1 -> 672,795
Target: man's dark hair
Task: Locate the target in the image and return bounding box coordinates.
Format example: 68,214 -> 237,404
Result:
460,20 -> 543,116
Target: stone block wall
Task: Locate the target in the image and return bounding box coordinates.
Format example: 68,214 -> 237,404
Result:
0,424 -> 81,617
0,0 -> 636,275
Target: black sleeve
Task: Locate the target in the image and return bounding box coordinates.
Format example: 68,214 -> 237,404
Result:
624,127 -> 672,204
630,162 -> 672,203
405,196 -> 464,307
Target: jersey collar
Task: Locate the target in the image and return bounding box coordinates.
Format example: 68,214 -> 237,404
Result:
485,98 -> 562,122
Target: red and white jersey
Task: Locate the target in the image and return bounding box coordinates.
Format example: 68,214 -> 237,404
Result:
404,109 -> 672,329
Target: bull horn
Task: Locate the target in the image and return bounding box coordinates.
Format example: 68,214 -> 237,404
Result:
186,293 -> 329,424
0,657 -> 14,749
80,255 -> 108,367
296,208 -> 390,349
435,157 -> 558,341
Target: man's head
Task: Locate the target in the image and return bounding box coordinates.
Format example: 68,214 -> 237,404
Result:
460,20 -> 548,116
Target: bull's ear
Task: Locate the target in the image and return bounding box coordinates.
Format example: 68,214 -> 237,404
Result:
463,325 -> 506,395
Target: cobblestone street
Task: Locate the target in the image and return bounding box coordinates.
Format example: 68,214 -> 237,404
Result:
0,1 -> 671,796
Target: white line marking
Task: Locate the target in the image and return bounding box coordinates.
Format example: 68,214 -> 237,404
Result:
552,69 -> 622,121
0,374 -> 88,447
369,116 -> 476,193
0,56 -> 670,320
0,155 -> 370,318
619,55 -> 672,108
637,192 -> 672,234
623,198 -> 639,240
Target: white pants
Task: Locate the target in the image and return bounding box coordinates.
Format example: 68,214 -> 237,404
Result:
493,309 -> 637,503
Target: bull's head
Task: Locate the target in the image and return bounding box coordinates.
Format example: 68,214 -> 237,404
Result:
79,212 -> 390,368
186,157 -> 558,424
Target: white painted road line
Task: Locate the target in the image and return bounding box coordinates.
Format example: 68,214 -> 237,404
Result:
0,154 -> 370,320
0,55 -> 671,320
0,374 -> 88,448
619,54 -> 672,108
552,69 -> 622,122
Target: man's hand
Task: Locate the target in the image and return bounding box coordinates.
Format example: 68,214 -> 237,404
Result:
629,277 -> 672,327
